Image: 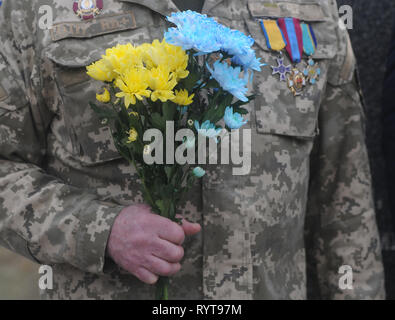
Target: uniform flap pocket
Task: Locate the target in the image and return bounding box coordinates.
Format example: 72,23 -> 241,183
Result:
248,0 -> 326,22
253,82 -> 322,139
252,57 -> 327,139
44,41 -> 96,89
44,40 -> 103,68
54,73 -> 122,166
44,45 -> 122,165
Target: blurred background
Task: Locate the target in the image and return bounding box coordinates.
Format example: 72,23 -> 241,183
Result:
1,0 -> 395,300
0,247 -> 39,299
337,0 -> 395,299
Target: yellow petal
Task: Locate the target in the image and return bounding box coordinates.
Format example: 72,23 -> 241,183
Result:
127,128 -> 138,143
96,88 -> 111,103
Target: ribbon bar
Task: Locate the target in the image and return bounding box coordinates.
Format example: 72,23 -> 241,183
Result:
301,23 -> 317,56
260,19 -> 287,52
278,17 -> 303,63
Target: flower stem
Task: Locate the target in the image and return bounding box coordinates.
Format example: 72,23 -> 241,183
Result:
156,277 -> 169,300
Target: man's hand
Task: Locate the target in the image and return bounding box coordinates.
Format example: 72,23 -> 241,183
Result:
107,204 -> 201,285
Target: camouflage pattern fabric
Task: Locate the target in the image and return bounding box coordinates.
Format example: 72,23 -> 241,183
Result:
0,0 -> 385,299
173,0 -> 205,13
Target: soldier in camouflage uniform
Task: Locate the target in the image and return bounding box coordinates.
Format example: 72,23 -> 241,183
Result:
0,0 -> 385,299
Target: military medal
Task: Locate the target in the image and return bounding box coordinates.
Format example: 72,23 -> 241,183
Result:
277,17 -> 308,96
260,18 -> 320,96
301,23 -> 321,85
278,18 -> 304,64
271,57 -> 292,81
287,69 -> 306,96
260,20 -> 291,82
73,0 -> 103,20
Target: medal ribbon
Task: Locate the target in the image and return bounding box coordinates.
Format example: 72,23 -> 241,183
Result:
260,19 -> 287,52
278,18 -> 303,63
301,23 -> 317,56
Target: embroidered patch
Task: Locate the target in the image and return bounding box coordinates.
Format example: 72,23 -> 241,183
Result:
51,12 -> 137,42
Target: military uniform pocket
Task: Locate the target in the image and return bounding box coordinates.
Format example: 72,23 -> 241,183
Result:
43,6 -> 169,166
244,0 -> 338,139
48,57 -> 121,166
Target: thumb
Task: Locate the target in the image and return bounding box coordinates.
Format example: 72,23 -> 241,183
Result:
178,217 -> 201,236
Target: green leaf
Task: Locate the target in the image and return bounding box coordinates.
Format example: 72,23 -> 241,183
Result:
155,198 -> 172,218
233,107 -> 249,115
231,94 -> 256,108
181,71 -> 200,91
202,107 -> 218,123
163,102 -> 176,122
128,114 -> 143,137
203,103 -> 228,124
204,79 -> 219,89
155,200 -> 166,215
164,166 -> 175,182
222,94 -> 234,107
89,102 -> 117,121
119,104 -> 131,127
151,113 -> 166,131
171,167 -> 184,186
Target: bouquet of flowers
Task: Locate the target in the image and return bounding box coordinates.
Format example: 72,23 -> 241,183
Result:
86,11 -> 263,300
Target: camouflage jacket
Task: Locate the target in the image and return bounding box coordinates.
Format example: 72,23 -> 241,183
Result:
0,0 -> 385,299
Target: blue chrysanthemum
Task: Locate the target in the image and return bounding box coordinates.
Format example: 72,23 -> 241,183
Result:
224,107 -> 248,129
207,61 -> 249,102
192,167 -> 206,178
194,120 -> 222,142
232,49 -> 264,72
165,10 -> 222,53
165,10 -> 263,71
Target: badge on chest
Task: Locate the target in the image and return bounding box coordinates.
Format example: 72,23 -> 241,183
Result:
73,0 -> 103,20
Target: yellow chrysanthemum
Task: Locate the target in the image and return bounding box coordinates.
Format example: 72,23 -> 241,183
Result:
138,42 -> 155,68
96,88 -> 111,103
87,59 -> 116,82
171,89 -> 194,106
87,41 -> 191,107
87,43 -> 143,82
103,43 -> 143,75
127,128 -> 138,143
115,67 -> 151,108
105,43 -> 135,60
141,40 -> 189,80
157,40 -> 189,80
148,65 -> 177,103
